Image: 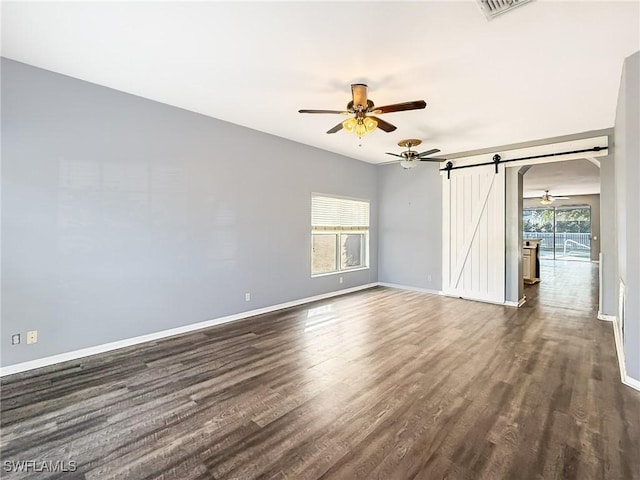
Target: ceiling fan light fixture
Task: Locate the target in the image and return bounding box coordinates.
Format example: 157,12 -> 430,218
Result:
342,117 -> 357,133
387,139 -> 444,168
400,159 -> 417,169
363,117 -> 377,132
540,190 -> 555,205
342,116 -> 376,137
354,121 -> 367,137
299,84 -> 425,137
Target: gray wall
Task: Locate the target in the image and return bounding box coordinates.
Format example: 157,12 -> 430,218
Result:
1,59 -> 378,367
599,151 -> 617,316
377,163 -> 442,291
523,194 -> 601,262
505,167 -> 525,304
614,51 -> 640,380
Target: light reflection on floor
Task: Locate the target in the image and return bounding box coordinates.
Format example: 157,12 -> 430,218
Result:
526,259 -> 598,312
304,304 -> 338,332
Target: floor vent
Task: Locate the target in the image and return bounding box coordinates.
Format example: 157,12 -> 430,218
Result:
477,0 -> 533,20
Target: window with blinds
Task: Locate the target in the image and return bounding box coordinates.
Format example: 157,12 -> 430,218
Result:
311,195 -> 370,276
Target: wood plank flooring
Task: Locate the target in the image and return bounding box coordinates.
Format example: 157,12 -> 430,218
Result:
2,261 -> 639,479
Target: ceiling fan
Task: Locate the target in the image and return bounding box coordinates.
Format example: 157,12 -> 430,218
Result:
540,190 -> 570,204
298,84 -> 426,137
385,139 -> 447,169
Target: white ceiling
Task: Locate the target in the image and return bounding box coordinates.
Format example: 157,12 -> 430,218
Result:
2,1 -> 639,167
522,159 -> 601,198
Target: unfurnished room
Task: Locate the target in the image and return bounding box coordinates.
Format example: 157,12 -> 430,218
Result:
1,1 -> 639,479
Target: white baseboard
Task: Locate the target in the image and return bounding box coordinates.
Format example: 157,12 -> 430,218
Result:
442,291 -> 514,308
625,375 -> 640,391
5,281 -> 638,394
0,283 -> 377,377
609,315 -> 640,393
377,282 -> 442,296
504,296 -> 527,308
382,284 -> 525,308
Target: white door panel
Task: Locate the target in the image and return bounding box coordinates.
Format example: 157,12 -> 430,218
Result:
443,164 -> 505,303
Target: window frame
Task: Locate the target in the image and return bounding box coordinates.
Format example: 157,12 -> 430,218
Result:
311,194 -> 370,277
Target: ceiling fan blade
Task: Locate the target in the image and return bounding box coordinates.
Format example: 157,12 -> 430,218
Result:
326,122 -> 344,134
368,116 -> 397,132
553,196 -> 570,200
298,109 -> 347,114
385,152 -> 404,158
374,100 -> 427,114
419,157 -> 447,162
417,148 -> 441,157
351,84 -> 368,108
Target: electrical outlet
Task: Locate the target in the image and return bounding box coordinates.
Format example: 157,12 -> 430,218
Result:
245,293 -> 251,302
339,276 -> 343,284
27,330 -> 38,344
11,334 -> 20,345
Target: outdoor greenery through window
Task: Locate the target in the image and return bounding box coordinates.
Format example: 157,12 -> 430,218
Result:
311,195 -> 369,276
523,206 -> 591,260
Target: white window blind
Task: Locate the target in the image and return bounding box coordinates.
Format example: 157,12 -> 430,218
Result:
312,196 -> 369,229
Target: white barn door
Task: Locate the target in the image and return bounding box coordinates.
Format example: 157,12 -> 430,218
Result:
442,164 -> 505,304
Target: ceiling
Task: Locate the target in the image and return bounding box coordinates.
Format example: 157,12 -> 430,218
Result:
2,1 -> 639,168
522,159 -> 601,198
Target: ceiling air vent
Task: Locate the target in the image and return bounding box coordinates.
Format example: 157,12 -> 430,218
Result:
477,0 -> 533,20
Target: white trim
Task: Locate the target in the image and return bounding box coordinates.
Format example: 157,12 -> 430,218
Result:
311,266 -> 369,278
6,280 -> 638,393
382,285 -> 523,308
610,316 -> 640,393
504,296 -> 527,308
377,282 -> 442,296
584,156 -> 601,168
0,283 -> 377,377
441,292 -> 511,307
446,136 -> 608,170
598,252 -> 603,315
626,375 -> 640,391
597,312 -> 616,322
613,318 -> 624,379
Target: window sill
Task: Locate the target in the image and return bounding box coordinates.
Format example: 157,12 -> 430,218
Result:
311,267 -> 370,278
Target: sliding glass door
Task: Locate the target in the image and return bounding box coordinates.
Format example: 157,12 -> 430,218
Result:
523,208 -> 555,259
555,206 -> 591,260
523,206 -> 591,261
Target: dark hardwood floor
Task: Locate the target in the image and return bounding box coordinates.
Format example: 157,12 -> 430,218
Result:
2,261 -> 639,479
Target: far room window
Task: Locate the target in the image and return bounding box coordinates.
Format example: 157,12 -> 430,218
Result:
311,195 -> 370,276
